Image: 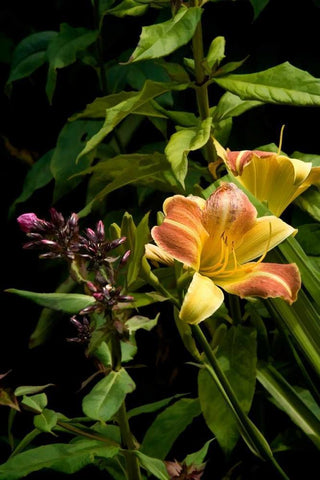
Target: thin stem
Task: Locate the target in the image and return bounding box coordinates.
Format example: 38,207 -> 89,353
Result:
191,4 -> 217,164
93,0 -> 107,94
117,402 -> 142,480
191,324 -> 290,480
228,294 -> 242,325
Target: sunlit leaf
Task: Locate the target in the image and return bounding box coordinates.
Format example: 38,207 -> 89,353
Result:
33,409 -> 58,434
214,62 -> 320,106
5,289 -> 95,314
206,36 -> 225,70
211,91 -> 263,122
0,439 -> 119,479
15,384 -> 54,397
165,117 -> 212,187
134,451 -> 169,480
127,6 -> 202,63
82,369 -> 135,421
107,0 -> 148,17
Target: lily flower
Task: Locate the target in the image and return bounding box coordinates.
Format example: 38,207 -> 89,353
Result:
224,148 -> 320,216
145,183 -> 301,324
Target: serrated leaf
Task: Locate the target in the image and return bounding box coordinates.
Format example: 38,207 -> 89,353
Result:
7,31 -> 57,84
165,117 -> 212,187
0,439 -> 119,479
34,409 -> 58,434
214,62 -> 320,106
198,325 -> 257,455
134,451 -> 169,480
82,369 -> 135,421
141,398 -> 201,459
45,23 -> 98,102
127,6 -> 202,63
5,289 -> 95,314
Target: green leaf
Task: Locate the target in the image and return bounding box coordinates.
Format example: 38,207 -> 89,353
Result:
165,117 -> 212,187
295,224 -> 320,256
14,384 -> 54,397
45,23 -> 98,102
107,0 -> 149,17
127,212 -> 151,288
77,153 -> 170,217
9,149 -> 54,215
127,6 -> 202,63
134,451 -> 169,480
21,393 -> 47,414
129,291 -> 168,308
211,91 -> 263,123
257,363 -> 320,449
82,369 -> 135,421
51,120 -> 103,202
249,0 -> 270,20
184,438 -> 214,467
294,187 -> 320,221
125,314 -> 159,333
0,439 -> 119,479
76,80 -> 189,161
292,151 -> 320,167
141,398 -> 201,459
5,289 -> 95,314
198,325 -> 257,455
7,31 -> 57,84
206,36 -> 225,70
34,408 -> 58,434
214,62 -> 320,106
127,393 -> 186,419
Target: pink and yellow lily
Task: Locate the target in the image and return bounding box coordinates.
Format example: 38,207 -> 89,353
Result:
145,183 -> 301,324
224,149 -> 320,216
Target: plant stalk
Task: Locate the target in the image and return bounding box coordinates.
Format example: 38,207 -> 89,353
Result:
191,4 -> 217,164
191,323 -> 290,480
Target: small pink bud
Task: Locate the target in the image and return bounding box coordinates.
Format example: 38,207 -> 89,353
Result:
17,213 -> 40,233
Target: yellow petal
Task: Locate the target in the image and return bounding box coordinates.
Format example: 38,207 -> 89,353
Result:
218,262 -> 301,304
179,273 -> 224,325
235,216 -> 297,264
288,157 -> 312,185
145,243 -> 174,266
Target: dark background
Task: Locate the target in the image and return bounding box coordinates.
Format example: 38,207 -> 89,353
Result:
1,1 -> 320,478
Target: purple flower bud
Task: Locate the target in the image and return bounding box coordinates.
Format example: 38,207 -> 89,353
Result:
69,213 -> 79,228
96,220 -> 105,241
110,237 -> 127,250
17,213 -> 40,233
118,295 -> 134,303
120,250 -> 131,266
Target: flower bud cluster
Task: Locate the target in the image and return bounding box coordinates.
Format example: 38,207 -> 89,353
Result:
165,460 -> 205,480
17,209 -> 132,344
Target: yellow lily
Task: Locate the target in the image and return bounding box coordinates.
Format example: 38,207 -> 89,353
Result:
224,148 -> 320,216
145,183 -> 301,324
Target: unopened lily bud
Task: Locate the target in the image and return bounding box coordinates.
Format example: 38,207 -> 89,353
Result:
96,220 -> 105,240
17,213 -> 40,233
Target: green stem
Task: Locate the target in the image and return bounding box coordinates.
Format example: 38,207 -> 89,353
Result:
117,402 -> 142,480
191,3 -> 217,164
191,324 -> 290,480
110,333 -> 141,480
93,0 -> 107,94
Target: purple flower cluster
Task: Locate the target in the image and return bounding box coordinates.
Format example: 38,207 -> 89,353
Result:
165,460 -> 205,480
17,209 -> 132,344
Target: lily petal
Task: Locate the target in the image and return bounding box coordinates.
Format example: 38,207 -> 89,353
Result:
201,183 -> 257,266
235,216 -> 297,263
145,243 -> 174,266
179,273 -> 224,324
152,195 -> 208,270
218,262 -> 301,304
